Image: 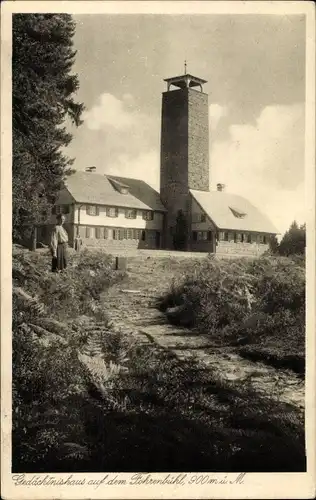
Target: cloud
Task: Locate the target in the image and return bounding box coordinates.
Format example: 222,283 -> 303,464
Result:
210,103 -> 305,235
77,91 -> 160,187
209,104 -> 227,130
105,150 -> 160,189
83,93 -> 141,130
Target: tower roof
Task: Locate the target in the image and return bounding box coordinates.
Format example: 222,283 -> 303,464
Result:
164,74 -> 207,91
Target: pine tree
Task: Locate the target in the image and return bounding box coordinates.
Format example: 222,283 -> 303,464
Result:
278,220 -> 306,256
12,14 -> 84,244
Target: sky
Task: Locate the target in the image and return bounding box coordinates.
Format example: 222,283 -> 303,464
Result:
66,14 -> 306,235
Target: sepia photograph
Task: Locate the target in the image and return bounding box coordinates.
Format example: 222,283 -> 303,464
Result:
1,1 -> 315,499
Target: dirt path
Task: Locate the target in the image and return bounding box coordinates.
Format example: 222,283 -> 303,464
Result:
102,256 -> 304,410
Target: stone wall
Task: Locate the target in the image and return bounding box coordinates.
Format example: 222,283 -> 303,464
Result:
187,90 -> 209,191
160,88 -> 209,249
160,89 -> 189,249
216,240 -> 269,256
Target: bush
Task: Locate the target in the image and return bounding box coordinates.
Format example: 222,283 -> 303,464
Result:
160,255 -> 305,367
12,246 -> 127,471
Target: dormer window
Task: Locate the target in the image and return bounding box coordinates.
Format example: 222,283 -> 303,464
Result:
108,177 -> 129,194
229,207 -> 246,219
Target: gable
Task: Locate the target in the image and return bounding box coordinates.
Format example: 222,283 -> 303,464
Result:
190,189 -> 279,234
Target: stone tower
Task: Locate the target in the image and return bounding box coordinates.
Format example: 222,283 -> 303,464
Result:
160,73 -> 209,250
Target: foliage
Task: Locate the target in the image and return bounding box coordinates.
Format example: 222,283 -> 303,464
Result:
278,221 -> 306,256
160,255 -> 305,370
12,247 -> 126,471
12,14 -> 84,242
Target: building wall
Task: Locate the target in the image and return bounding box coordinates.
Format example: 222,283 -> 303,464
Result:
187,90 -> 209,192
74,205 -> 163,230
160,89 -> 189,249
216,240 -> 269,256
78,228 -> 159,250
160,88 -> 209,249
189,197 -> 271,255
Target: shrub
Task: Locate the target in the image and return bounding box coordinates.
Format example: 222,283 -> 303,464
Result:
160,255 -> 305,364
12,246 -> 127,471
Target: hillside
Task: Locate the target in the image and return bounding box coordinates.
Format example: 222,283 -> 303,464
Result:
12,247 -> 305,472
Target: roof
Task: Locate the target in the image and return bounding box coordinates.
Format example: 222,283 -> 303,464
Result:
164,74 -> 207,87
190,189 -> 279,234
64,171 -> 166,212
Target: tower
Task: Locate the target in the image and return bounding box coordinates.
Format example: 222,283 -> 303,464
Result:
160,72 -> 209,250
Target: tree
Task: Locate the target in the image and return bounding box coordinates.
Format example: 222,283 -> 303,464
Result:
12,14 -> 84,244
278,221 -> 306,256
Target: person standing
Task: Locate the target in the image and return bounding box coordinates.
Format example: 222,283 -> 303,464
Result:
51,214 -> 68,272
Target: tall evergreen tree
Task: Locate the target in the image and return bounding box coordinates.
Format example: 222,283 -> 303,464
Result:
278,220 -> 306,256
12,14 -> 84,243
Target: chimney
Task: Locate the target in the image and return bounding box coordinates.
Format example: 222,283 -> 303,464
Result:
217,183 -> 225,192
85,166 -> 96,173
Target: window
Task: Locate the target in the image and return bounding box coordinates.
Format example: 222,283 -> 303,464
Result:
141,230 -> 146,241
219,231 -> 228,241
106,207 -> 118,218
113,229 -> 120,240
86,205 -> 99,216
125,209 -> 137,219
247,233 -> 252,243
142,211 -> 154,221
52,205 -> 70,215
85,226 -> 91,238
95,227 -> 103,239
103,228 -> 108,239
229,207 -> 247,219
127,229 -> 133,239
192,231 -> 197,241
196,231 -> 208,241
236,233 -> 242,243
200,213 -> 206,222
259,234 -> 264,244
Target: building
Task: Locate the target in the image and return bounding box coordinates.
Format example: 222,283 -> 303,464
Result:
40,71 -> 278,256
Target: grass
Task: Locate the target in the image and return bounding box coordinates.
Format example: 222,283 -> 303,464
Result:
12,247 -> 306,473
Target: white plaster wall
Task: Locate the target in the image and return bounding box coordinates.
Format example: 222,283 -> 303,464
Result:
74,205 -> 164,230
